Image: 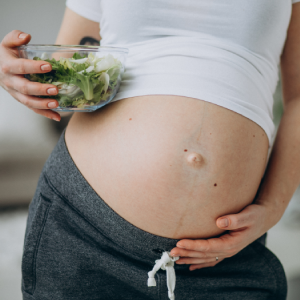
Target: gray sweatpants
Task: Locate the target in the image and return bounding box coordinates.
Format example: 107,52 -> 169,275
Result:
21,132 -> 287,300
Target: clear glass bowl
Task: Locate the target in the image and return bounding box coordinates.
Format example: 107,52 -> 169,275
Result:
18,45 -> 129,112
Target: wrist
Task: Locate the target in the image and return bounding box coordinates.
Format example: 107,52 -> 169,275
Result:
254,197 -> 284,231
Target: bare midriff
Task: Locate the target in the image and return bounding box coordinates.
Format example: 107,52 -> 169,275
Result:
65,95 -> 269,239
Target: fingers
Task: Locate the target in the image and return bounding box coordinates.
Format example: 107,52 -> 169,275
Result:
177,256 -> 220,265
216,205 -> 257,230
31,107 -> 61,121
170,245 -> 226,270
15,89 -> 61,121
174,231 -> 247,256
2,58 -> 52,75
1,30 -> 31,48
10,89 -> 59,111
8,75 -> 58,96
172,229 -> 252,266
170,248 -> 223,259
189,259 -> 224,271
175,237 -> 229,253
1,30 -> 52,75
217,215 -> 250,230
0,30 -> 61,121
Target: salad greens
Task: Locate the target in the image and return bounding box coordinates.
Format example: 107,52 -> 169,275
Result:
28,52 -> 122,109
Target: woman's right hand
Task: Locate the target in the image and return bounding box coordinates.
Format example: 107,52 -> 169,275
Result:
0,30 -> 61,121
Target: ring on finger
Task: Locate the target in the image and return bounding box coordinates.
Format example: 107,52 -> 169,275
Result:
216,257 -> 219,261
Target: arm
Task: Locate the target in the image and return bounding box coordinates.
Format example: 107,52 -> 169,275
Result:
55,7 -> 101,45
257,2 -> 300,221
0,7 -> 100,121
170,3 -> 300,270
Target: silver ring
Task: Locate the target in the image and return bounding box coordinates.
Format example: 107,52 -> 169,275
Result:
216,257 -> 219,261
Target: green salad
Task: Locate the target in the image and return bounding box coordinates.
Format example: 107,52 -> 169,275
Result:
28,52 -> 122,109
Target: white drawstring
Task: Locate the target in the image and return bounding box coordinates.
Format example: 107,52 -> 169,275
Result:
147,251 -> 180,300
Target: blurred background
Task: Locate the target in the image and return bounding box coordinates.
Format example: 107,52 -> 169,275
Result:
1,1 -> 300,299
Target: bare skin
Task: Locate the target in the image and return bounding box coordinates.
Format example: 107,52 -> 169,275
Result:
65,95 -> 268,239
1,4 -> 300,271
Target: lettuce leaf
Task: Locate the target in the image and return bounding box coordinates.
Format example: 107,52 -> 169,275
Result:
29,52 -> 121,108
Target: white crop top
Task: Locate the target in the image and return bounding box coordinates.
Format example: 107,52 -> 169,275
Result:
66,0 -> 300,148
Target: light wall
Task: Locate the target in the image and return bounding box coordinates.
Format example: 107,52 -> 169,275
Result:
0,0 -> 67,205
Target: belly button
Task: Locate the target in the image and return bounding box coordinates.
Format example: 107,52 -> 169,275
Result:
186,152 -> 204,168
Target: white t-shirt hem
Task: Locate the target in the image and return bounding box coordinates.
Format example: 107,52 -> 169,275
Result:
66,0 -> 100,22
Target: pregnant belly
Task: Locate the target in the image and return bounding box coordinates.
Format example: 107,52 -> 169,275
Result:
65,95 -> 269,239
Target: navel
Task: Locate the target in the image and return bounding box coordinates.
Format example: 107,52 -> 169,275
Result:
186,152 -> 204,168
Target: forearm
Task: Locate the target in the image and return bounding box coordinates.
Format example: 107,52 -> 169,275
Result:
255,97 -> 300,229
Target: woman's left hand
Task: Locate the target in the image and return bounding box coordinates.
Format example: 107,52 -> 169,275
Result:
170,203 -> 269,271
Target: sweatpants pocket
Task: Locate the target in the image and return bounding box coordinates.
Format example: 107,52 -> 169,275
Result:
22,194 -> 52,295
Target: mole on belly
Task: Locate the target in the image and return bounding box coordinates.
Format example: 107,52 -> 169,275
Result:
186,152 -> 204,168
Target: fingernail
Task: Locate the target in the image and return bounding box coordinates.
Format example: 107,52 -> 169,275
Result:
52,117 -> 60,122
18,33 -> 28,39
219,218 -> 229,228
170,252 -> 176,257
48,102 -> 57,108
47,88 -> 57,95
177,243 -> 185,249
41,64 -> 51,71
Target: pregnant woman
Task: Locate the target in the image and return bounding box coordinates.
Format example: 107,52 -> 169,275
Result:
1,0 -> 300,299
